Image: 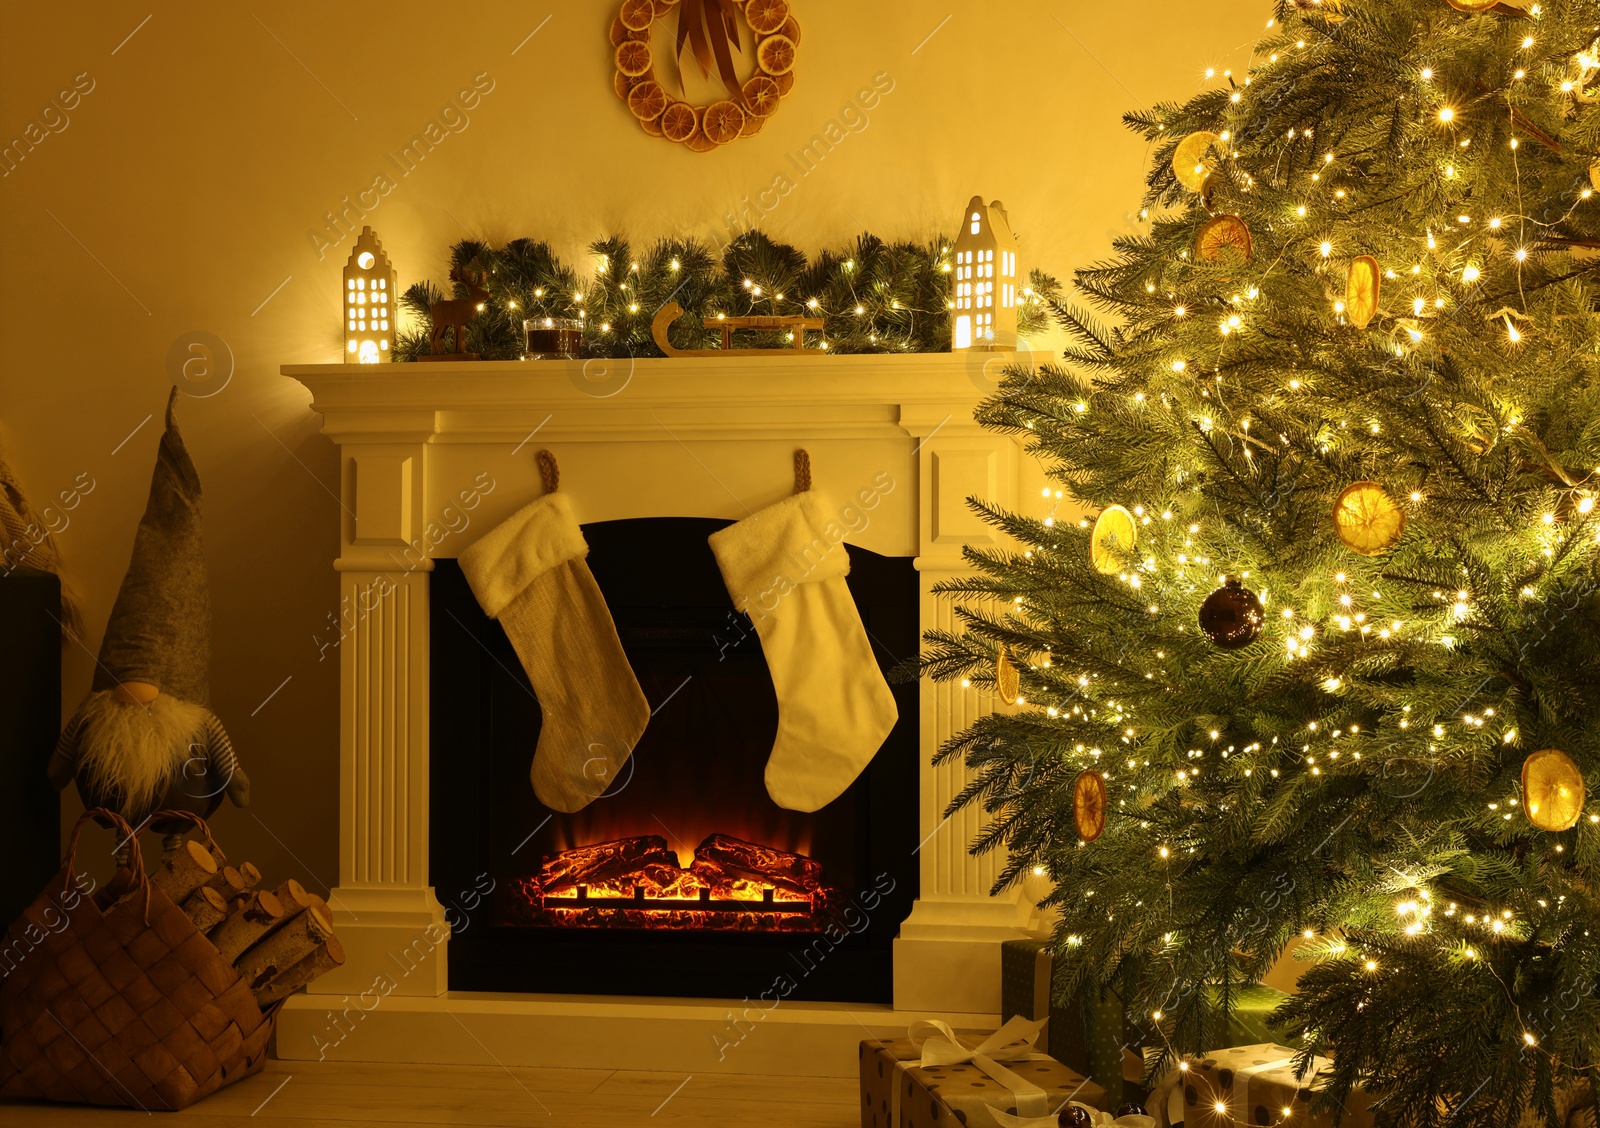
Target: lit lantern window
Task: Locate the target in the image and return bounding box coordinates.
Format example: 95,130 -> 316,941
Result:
342,226 -> 397,364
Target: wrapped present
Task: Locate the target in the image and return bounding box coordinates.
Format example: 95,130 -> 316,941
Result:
1001,937 -> 1129,1101
992,1100 -> 1157,1128
860,1017 -> 1107,1128
1206,983 -> 1298,1048
1149,1044 -> 1374,1128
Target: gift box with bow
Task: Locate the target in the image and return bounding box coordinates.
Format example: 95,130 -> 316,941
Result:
860,1016 -> 1107,1128
1148,1044 -> 1373,1128
1001,937 -> 1130,1101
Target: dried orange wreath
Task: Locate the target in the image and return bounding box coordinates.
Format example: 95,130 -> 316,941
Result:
610,0 -> 799,151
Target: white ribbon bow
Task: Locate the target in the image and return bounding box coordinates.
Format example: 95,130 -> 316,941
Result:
905,1015 -> 1053,1118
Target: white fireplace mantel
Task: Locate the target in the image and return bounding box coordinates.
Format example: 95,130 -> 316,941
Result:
278,352 -> 1052,1069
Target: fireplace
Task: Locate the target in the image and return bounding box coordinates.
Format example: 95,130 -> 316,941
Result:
277,354 -> 1046,1072
429,516 -> 920,1001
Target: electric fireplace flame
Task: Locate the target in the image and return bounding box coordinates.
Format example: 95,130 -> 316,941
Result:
512,833 -> 838,931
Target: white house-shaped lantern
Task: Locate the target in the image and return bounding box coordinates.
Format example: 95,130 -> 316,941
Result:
343,226 -> 397,364
951,196 -> 1019,351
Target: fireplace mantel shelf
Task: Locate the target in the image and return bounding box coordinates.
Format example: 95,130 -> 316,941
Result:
285,353 -> 1037,443
276,351 -> 1050,1066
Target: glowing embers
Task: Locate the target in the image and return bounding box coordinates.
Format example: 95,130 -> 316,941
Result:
514,833 -> 837,931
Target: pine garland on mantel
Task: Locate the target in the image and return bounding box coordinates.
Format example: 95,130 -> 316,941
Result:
394,230 -> 1062,361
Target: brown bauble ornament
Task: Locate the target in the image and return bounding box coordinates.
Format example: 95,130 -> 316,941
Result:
1060,1104 -> 1096,1128
1522,749 -> 1585,831
1073,770 -> 1108,843
1443,0 -> 1497,11
1199,578 -> 1264,648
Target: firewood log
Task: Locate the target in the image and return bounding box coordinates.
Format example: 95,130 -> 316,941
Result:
150,839 -> 219,904
306,892 -> 334,925
271,879 -> 315,925
693,833 -> 820,896
538,835 -> 677,893
201,865 -> 247,902
235,901 -> 334,989
238,862 -> 262,890
255,935 -> 345,1007
183,885 -> 230,932
209,891 -> 284,962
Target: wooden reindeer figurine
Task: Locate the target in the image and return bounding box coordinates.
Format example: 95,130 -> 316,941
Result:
422,266 -> 489,361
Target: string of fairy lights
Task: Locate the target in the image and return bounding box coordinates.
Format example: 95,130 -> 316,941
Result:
982,0 -> 1600,1088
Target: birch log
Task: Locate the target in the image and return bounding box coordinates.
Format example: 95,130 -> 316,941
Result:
150,840 -> 218,904
235,902 -> 334,990
182,885 -> 230,932
255,935 -> 346,1007
209,891 -> 284,962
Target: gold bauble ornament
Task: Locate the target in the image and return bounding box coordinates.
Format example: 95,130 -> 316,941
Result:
1522,749 -> 1585,832
1090,505 -> 1138,575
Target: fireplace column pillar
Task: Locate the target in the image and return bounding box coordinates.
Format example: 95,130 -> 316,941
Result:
307,435 -> 450,999
893,399 -> 1035,1015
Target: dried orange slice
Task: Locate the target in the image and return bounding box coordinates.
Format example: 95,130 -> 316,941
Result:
629,80 -> 668,121
620,0 -> 656,31
640,112 -> 665,137
613,71 -> 633,99
775,15 -> 800,45
660,101 -> 699,143
1090,505 -> 1137,574
684,129 -> 718,152
995,647 -> 1020,705
615,40 -> 652,77
744,75 -> 781,116
773,70 -> 796,96
1523,749 -> 1585,832
609,15 -> 629,45
652,0 -> 677,14
1346,255 -> 1380,329
757,33 -> 796,75
703,99 -> 745,143
1195,214 -> 1251,264
1172,130 -> 1219,191
740,112 -> 765,138
1333,480 -> 1404,555
745,0 -> 789,34
1073,770 -> 1108,843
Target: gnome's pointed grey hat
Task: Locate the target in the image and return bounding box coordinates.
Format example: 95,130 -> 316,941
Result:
92,388 -> 211,705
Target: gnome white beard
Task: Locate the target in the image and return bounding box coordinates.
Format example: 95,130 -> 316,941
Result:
74,689 -> 208,817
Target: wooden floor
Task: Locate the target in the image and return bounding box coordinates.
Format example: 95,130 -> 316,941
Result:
0,1060 -> 863,1125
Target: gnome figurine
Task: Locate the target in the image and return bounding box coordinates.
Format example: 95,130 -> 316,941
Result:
47,389 -> 249,851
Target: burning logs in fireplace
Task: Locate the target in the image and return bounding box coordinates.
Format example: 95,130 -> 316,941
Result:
512,833 -> 837,931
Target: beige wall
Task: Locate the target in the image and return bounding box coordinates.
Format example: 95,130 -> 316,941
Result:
0,2 -> 1262,885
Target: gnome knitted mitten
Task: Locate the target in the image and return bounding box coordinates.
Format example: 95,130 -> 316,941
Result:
458,479 -> 649,813
708,490 -> 898,812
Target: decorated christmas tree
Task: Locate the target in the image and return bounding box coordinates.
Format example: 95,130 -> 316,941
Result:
922,0 -> 1600,1124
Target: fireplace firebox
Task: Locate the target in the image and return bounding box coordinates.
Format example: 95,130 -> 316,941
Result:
430,516 -> 919,1001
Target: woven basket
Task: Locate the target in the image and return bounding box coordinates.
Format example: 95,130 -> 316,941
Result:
0,809 -> 277,1111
